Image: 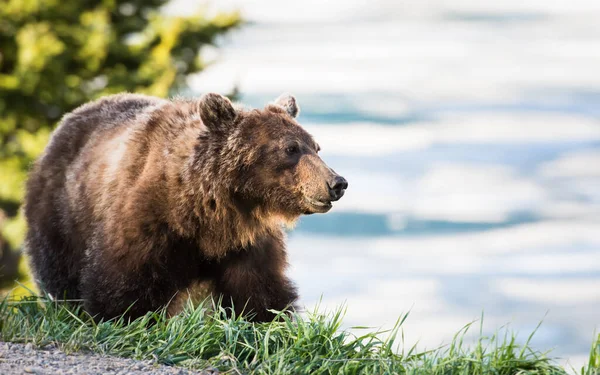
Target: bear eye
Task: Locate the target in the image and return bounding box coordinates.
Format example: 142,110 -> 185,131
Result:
285,144 -> 300,156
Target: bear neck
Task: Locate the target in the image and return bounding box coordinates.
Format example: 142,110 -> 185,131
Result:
165,138 -> 282,259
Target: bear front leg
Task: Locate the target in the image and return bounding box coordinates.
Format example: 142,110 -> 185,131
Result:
216,233 -> 298,322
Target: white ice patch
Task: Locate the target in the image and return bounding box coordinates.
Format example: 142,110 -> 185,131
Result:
304,115 -> 600,157
370,220 -> 600,257
329,163 -> 546,223
167,0 -> 600,22
288,220 -> 600,260
411,163 -> 546,222
539,150 -> 600,178
494,278 -> 600,304
185,10 -> 600,99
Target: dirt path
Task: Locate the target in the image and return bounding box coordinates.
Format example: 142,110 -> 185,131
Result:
0,342 -> 218,375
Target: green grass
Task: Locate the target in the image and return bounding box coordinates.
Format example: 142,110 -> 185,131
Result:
0,296 -> 598,375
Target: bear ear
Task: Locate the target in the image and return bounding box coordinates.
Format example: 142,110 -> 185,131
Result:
273,93 -> 300,118
198,93 -> 237,132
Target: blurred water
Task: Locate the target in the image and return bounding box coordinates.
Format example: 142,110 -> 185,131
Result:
176,0 -> 600,367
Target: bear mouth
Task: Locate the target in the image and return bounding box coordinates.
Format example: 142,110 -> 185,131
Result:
304,197 -> 333,214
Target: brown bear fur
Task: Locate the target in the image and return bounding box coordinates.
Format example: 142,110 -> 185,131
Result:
24,92 -> 347,322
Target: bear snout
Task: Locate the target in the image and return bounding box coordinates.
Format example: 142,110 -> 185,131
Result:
327,175 -> 348,202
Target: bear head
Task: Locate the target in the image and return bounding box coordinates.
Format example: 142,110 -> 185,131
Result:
197,92 -> 348,222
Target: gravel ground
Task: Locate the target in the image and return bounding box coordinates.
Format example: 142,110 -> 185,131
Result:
0,342 -> 218,375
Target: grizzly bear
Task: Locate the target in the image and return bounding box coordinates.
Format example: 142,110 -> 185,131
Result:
24,93 -> 347,322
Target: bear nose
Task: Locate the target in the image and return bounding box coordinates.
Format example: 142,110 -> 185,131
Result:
328,176 -> 348,201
